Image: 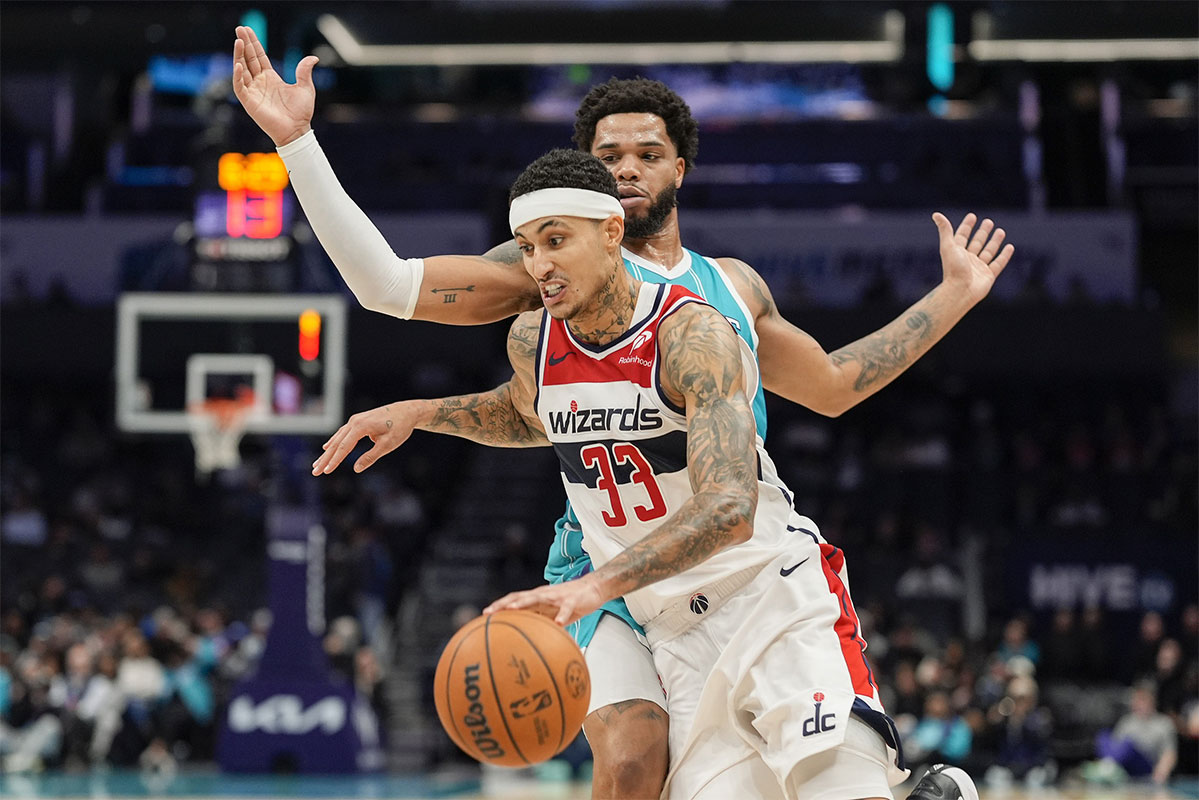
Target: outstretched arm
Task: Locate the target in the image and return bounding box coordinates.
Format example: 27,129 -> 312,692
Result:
232,27 -> 540,324
718,212 -> 1014,416
486,304 -> 758,624
311,312 -> 546,475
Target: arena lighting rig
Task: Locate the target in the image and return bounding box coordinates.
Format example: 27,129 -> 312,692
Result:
315,12 -> 906,66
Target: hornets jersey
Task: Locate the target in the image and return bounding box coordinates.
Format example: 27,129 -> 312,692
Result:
534,282 -> 795,626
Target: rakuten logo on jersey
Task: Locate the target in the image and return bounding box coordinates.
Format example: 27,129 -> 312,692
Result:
547,395 -> 662,435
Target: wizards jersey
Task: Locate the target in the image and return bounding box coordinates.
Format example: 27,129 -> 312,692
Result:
546,249 -> 768,643
535,282 -> 795,626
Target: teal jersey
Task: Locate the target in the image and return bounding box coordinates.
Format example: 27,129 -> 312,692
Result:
547,248 -> 767,646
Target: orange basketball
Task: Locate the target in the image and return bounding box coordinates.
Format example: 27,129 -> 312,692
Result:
433,609 -> 590,767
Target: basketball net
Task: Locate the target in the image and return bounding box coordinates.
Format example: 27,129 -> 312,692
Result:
187,392 -> 255,479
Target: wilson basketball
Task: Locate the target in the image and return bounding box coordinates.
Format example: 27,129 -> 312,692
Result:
433,610 -> 590,767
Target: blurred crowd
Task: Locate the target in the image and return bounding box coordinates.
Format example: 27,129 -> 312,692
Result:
2,363 -> 1195,786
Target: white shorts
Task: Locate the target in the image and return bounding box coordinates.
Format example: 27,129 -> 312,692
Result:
649,531 -> 907,800
666,717 -> 895,800
582,612 -> 667,716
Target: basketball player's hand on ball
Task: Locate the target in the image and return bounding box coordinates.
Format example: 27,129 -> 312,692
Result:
932,212 -> 1015,303
485,577 -> 608,627
312,402 -> 419,476
232,26 -> 319,148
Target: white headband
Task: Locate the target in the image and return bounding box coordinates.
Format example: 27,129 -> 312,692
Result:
509,187 -> 624,235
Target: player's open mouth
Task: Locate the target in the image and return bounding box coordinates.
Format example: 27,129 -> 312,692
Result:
542,283 -> 566,303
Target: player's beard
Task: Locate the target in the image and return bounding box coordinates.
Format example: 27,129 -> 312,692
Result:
623,183 -> 677,239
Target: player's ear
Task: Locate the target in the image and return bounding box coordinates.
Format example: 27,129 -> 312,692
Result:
675,157 -> 685,188
602,214 -> 624,249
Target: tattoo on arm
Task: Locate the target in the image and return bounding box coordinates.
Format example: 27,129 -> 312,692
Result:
590,306 -> 758,597
828,309 -> 934,391
428,285 -> 475,304
421,382 -> 544,446
717,258 -> 779,322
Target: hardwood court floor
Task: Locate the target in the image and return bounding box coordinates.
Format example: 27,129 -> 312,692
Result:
0,769 -> 1195,799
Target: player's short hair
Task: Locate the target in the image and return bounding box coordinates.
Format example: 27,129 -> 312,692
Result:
508,149 -> 620,203
573,77 -> 699,174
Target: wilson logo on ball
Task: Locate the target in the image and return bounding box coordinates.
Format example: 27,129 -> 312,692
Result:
461,663 -> 505,759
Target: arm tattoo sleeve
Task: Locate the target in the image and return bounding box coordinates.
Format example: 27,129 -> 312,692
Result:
588,306 -> 758,595
828,309 -> 935,391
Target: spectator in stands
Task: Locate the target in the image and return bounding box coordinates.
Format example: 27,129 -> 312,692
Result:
982,674 -> 1054,788
1079,605 -> 1113,682
347,525 -> 394,647
48,643 -> 115,767
355,646 -> 389,746
1150,638 -> 1188,719
1126,611 -> 1167,683
0,645 -> 62,771
1039,607 -> 1084,682
1179,604 -> 1198,665
1085,682 -> 1178,787
906,689 -> 973,768
105,630 -> 166,764
996,616 -> 1041,668
887,660 -> 926,725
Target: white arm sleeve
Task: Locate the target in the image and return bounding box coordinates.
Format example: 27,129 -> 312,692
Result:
277,130 -> 424,319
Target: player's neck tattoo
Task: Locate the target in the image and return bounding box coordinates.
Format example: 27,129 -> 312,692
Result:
567,268 -> 639,345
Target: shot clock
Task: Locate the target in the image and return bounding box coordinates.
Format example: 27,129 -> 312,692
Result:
191,150 -> 300,291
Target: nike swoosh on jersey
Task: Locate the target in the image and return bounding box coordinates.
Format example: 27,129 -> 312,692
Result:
780,557 -> 810,577
548,352 -> 574,366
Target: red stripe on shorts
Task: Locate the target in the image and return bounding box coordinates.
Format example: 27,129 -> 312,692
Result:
816,542 -> 878,699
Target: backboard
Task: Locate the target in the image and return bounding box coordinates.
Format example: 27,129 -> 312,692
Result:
115,293 -> 347,436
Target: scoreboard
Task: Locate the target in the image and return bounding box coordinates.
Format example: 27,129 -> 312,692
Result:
191,151 -> 299,289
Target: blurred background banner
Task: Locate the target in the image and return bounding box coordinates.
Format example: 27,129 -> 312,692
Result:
679,209 -> 1138,306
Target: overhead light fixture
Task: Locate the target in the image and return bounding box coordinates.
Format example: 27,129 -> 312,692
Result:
969,38 -> 1199,62
316,12 -> 904,66
969,10 -> 1198,62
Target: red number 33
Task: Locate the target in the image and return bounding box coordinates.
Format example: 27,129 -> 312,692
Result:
579,443 -> 667,527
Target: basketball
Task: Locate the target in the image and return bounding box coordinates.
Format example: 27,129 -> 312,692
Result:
433,610 -> 590,767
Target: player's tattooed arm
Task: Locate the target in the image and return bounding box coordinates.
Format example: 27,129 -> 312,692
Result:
715,213 -> 1013,416
310,314 -> 547,475
418,245 -> 542,322
588,304 -> 759,599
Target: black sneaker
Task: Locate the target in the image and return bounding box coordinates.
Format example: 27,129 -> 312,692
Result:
907,764 -> 979,800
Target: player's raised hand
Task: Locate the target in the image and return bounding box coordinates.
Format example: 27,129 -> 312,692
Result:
232,25 -> 319,147
312,402 -> 418,476
932,212 -> 1015,303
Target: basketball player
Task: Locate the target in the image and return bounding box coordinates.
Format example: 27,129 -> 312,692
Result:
318,147 -> 954,798
235,27 -> 996,799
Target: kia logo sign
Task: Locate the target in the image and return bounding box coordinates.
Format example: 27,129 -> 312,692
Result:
227,695 -> 347,735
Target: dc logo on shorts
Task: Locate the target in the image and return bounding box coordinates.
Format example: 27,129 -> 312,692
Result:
802,691 -> 836,737
689,592 -> 710,615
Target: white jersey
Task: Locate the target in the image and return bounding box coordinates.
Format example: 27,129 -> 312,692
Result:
533,282 -> 797,625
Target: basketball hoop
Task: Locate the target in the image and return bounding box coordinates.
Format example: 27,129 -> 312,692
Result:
187,391 -> 256,479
